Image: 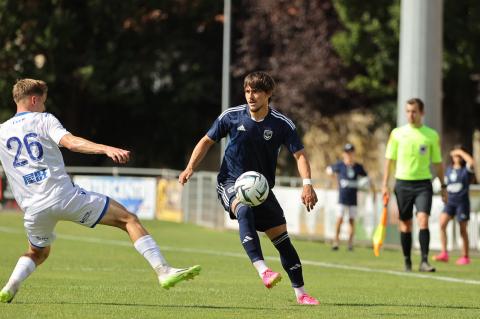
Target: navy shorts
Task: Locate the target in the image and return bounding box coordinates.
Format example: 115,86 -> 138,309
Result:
394,179 -> 432,221
216,182 -> 287,232
443,201 -> 470,222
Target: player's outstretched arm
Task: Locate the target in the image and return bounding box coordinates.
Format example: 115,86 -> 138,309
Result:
59,133 -> 130,164
179,135 -> 215,185
293,149 -> 317,212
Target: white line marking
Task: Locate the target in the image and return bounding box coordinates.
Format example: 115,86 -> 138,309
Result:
1,226 -> 479,285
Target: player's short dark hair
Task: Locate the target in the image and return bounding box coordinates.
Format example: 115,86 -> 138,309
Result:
244,71 -> 275,93
13,79 -> 48,103
406,98 -> 424,112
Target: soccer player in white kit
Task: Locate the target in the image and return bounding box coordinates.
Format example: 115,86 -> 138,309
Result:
0,79 -> 200,303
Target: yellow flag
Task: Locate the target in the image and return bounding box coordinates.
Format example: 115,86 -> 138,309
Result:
373,194 -> 389,256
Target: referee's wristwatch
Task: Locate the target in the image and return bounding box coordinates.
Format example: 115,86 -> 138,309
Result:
441,184 -> 447,189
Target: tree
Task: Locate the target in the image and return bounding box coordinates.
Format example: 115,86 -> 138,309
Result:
442,0 -> 480,148
232,0 -> 359,122
0,0 -> 224,168
233,0 -> 480,161
231,0 -> 397,178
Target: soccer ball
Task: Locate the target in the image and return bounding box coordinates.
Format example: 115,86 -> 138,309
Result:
234,171 -> 269,207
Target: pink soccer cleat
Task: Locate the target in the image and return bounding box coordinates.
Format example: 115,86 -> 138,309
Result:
433,251 -> 449,262
456,256 -> 471,265
261,269 -> 282,289
297,293 -> 320,305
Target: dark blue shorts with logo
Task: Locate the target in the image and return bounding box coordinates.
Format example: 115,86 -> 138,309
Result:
444,200 -> 470,222
216,181 -> 286,232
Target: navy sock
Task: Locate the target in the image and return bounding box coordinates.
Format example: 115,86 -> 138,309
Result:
236,204 -> 264,263
419,229 -> 430,262
400,232 -> 412,263
271,232 -> 304,288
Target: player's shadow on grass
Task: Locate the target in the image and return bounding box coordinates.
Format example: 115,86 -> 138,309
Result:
16,301 -> 277,311
329,302 -> 480,310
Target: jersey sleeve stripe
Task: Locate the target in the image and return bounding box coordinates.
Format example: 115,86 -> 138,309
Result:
218,105 -> 247,121
270,110 -> 295,130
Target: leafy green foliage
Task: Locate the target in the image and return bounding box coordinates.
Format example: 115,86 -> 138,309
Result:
442,0 -> 480,145
0,0 -> 224,167
331,0 -> 400,125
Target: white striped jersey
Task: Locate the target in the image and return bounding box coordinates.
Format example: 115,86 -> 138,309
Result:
207,104 -> 303,187
0,112 -> 75,214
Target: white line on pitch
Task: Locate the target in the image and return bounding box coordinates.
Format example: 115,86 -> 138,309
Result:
1,226 -> 479,286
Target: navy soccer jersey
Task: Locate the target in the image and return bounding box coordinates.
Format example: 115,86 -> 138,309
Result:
445,165 -> 473,204
207,105 -> 304,188
329,161 -> 367,206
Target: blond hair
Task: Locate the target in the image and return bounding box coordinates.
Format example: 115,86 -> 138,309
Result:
12,79 -> 48,103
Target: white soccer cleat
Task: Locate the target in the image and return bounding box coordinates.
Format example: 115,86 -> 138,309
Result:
157,265 -> 201,289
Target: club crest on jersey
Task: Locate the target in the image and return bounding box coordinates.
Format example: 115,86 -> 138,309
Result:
347,167 -> 355,178
419,144 -> 427,155
263,129 -> 273,140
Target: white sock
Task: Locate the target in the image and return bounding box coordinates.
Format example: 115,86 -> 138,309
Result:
252,260 -> 269,277
294,286 -> 306,298
134,235 -> 169,273
3,256 -> 36,292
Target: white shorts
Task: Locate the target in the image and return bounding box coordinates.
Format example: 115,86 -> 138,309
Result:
336,204 -> 357,219
24,187 -> 110,248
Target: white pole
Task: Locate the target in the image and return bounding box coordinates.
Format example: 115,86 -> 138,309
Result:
397,0 -> 443,134
220,0 -> 231,162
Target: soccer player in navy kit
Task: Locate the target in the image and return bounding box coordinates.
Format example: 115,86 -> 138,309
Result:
179,71 -> 319,305
326,143 -> 371,251
433,146 -> 475,265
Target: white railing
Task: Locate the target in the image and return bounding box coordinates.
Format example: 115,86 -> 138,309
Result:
1,166 -> 479,250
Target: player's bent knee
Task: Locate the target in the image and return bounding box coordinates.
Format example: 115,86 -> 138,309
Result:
100,199 -> 141,229
265,224 -> 288,240
26,246 -> 50,265
230,198 -> 241,217
125,212 -> 141,226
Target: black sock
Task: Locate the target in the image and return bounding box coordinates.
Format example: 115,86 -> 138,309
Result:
419,229 -> 430,262
400,232 -> 412,263
236,204 -> 264,262
271,232 -> 304,288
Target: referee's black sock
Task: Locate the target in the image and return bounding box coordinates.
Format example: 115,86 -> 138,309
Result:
271,232 -> 304,288
400,232 -> 412,263
419,229 -> 430,262
236,204 -> 264,263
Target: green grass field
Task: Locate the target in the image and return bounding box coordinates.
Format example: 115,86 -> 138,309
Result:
0,212 -> 479,319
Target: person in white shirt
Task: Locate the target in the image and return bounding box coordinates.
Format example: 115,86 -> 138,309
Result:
0,79 -> 200,303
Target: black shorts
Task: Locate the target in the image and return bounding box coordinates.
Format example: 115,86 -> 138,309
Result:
444,201 -> 470,222
394,179 -> 432,221
216,182 -> 287,232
